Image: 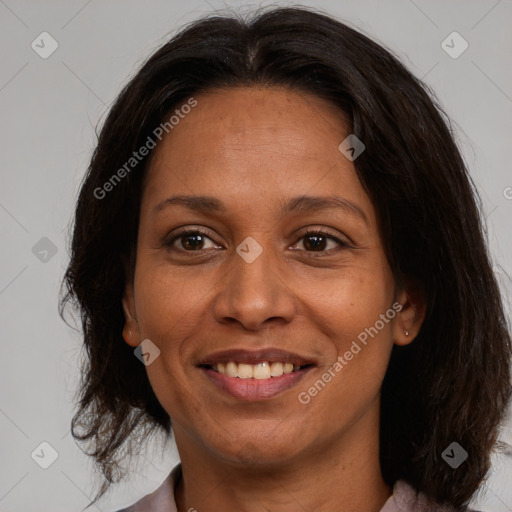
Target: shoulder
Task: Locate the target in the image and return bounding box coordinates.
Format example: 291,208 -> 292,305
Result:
112,464 -> 181,512
385,480 -> 482,512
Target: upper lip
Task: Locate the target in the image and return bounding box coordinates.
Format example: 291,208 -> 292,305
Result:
197,348 -> 316,367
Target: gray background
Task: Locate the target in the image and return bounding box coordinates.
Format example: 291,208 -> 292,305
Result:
1,0 -> 511,510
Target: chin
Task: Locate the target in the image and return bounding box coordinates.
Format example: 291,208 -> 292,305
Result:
208,431 -> 304,468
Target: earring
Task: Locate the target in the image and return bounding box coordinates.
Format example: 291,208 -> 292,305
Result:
404,329 -> 409,336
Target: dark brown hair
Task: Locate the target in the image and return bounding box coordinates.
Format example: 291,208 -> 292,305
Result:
60,6 -> 511,509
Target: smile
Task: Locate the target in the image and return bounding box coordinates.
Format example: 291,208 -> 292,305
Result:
209,361 -> 307,379
197,348 -> 316,400
200,361 -> 313,401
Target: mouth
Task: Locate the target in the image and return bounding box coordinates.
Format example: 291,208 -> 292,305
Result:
197,349 -> 316,401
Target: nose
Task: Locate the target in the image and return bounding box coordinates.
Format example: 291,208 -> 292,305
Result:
212,239 -> 297,331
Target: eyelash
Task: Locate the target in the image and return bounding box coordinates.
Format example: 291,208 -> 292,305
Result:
162,227 -> 351,257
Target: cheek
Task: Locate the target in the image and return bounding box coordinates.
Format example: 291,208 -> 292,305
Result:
133,259 -> 207,340
302,263 -> 395,409
303,306 -> 394,433
132,267 -> 192,390
305,259 -> 394,339
132,258 -> 216,413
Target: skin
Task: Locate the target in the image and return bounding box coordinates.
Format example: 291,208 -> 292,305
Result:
122,86 -> 425,512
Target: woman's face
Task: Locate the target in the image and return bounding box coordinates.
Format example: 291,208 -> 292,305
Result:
123,86 -> 415,467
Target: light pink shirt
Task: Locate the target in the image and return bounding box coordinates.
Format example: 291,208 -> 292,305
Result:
115,463 -> 478,512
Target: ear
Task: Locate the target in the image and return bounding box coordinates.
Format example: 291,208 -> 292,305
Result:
122,280 -> 141,348
392,283 -> 426,347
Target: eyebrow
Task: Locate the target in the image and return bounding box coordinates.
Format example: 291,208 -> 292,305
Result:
153,194 -> 368,224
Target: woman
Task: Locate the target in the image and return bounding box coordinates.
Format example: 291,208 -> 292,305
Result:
60,6 -> 511,512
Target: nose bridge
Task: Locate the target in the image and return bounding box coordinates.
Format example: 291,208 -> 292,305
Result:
234,238 -> 275,294
213,235 -> 295,329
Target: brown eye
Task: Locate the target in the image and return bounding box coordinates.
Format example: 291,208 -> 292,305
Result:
164,229 -> 220,252
303,233 -> 329,251
179,232 -> 207,250
294,230 -> 348,253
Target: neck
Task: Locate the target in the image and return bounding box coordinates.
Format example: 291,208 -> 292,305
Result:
173,403 -> 391,512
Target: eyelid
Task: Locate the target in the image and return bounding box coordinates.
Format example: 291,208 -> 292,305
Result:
290,228 -> 352,254
293,226 -> 350,244
163,225 -> 220,244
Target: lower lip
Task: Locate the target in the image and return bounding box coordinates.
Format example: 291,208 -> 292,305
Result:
200,367 -> 313,401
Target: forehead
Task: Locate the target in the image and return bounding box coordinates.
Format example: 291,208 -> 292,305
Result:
142,86 -> 373,221
149,86 -> 350,165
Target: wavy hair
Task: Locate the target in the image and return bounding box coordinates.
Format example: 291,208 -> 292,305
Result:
60,6 -> 511,508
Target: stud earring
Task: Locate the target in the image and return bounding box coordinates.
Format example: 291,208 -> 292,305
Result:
404,329 -> 409,336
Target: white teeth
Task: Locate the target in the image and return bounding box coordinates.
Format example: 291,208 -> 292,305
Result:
226,361 -> 238,378
238,363 -> 253,379
211,361 -> 303,379
253,362 -> 270,379
269,362 -> 284,377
